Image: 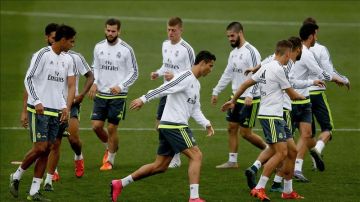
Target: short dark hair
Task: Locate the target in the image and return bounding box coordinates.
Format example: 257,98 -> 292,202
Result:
168,17 -> 183,27
54,25 -> 76,42
275,40 -> 293,56
299,23 -> 319,40
226,22 -> 243,33
105,18 -> 121,30
303,17 -> 317,25
45,23 -> 59,36
194,50 -> 216,65
288,36 -> 302,50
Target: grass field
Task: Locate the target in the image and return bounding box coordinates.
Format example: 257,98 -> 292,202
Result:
1,1 -> 360,201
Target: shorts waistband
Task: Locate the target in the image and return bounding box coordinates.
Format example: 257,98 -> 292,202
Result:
230,95 -> 261,104
291,96 -> 310,105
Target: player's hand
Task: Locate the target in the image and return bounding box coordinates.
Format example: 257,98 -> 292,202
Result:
164,71 -> 174,81
74,94 -> 85,104
313,80 -> 326,88
88,84 -> 97,100
206,124 -> 214,137
151,72 -> 159,80
333,77 -> 345,87
110,86 -> 121,95
211,95 -> 218,106
345,80 -> 351,90
244,67 -> 255,76
60,108 -> 69,123
20,110 -> 28,128
130,98 -> 144,110
244,96 -> 253,106
221,101 -> 235,112
35,103 -> 44,115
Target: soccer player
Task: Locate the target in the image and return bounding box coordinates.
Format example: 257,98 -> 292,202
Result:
110,51 -> 216,202
303,17 -> 350,172
222,40 -> 305,201
43,48 -> 94,191
10,24 -> 76,201
150,17 -> 195,169
212,22 -> 267,169
89,18 -> 139,171
289,23 -> 347,182
244,37 -> 324,199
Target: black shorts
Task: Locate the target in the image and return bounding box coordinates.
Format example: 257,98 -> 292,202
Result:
283,109 -> 293,139
91,96 -> 126,125
28,111 -> 60,143
291,100 -> 312,125
226,96 -> 260,128
70,103 -> 81,119
156,96 -> 167,120
157,121 -> 197,156
310,91 -> 333,135
259,117 -> 287,144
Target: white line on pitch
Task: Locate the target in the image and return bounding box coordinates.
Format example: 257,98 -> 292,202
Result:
1,10 -> 359,28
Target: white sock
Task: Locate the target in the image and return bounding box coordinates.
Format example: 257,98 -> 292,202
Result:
315,140 -> 325,154
189,184 -> 199,199
121,175 -> 134,187
13,166 -> 25,180
74,153 -> 83,161
255,175 -> 269,189
294,158 -> 303,172
29,177 -> 42,195
229,153 -> 238,163
253,160 -> 262,170
107,152 -> 116,165
273,174 -> 283,183
103,142 -> 109,150
44,173 -> 53,185
283,179 -> 293,194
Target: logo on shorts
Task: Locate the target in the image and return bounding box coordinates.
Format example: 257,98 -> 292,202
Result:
279,132 -> 283,139
191,137 -> 196,143
37,133 -> 41,139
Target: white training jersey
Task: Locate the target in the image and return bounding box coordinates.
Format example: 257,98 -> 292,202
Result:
140,70 -> 210,128
24,46 -> 75,111
66,50 -> 92,97
309,42 -> 349,91
252,60 -> 291,117
156,38 -> 195,83
289,44 -> 332,97
92,38 -> 138,96
261,54 -> 314,110
212,41 -> 261,98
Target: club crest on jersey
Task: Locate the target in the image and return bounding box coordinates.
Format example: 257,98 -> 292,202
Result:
100,51 -> 104,55
116,52 -> 121,59
239,54 -> 243,60
50,61 -> 54,65
175,50 -> 179,57
164,49 -> 167,53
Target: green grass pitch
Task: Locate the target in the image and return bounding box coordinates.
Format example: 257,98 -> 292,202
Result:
1,1 -> 359,201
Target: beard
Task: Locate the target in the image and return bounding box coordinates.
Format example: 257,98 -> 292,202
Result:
106,34 -> 117,43
230,36 -> 241,48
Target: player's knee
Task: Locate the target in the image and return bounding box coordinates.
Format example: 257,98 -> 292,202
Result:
227,125 -> 238,135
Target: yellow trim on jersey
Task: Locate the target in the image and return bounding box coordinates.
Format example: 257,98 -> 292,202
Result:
257,116 -> 283,120
309,90 -> 325,95
230,96 -> 261,104
291,98 -> 310,105
158,124 -> 188,129
27,107 -> 59,117
180,128 -> 193,147
96,94 -> 127,99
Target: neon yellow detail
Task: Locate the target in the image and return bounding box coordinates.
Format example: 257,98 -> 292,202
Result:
96,94 -> 127,99
31,112 -> 36,142
310,90 -> 325,95
230,96 -> 261,104
249,103 -> 258,127
257,116 -> 283,120
321,92 -> 334,129
27,107 -> 58,117
291,98 -> 310,104
180,128 -> 192,147
270,119 -> 277,143
158,124 -> 188,129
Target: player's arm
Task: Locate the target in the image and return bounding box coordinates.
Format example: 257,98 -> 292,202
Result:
285,88 -> 306,100
211,60 -> 233,105
20,89 -> 29,128
112,48 -> 139,94
221,78 -> 256,112
191,101 -> 214,137
89,48 -> 99,99
76,71 -> 94,104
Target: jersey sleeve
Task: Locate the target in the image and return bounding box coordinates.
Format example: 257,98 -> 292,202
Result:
140,71 -> 192,103
119,48 -> 139,90
212,55 -> 233,96
74,53 -> 91,75
92,46 -> 100,85
307,52 -> 332,81
246,49 -> 261,98
24,51 -> 46,105
156,42 -> 167,76
275,67 -> 291,90
191,97 -> 210,128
